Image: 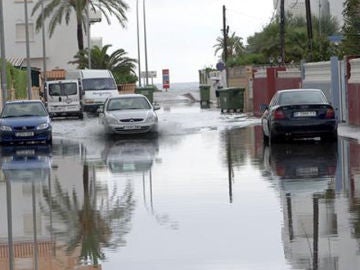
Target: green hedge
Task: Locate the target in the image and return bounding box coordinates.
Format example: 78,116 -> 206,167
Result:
0,60 -> 27,99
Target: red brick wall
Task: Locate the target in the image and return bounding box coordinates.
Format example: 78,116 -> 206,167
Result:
348,84 -> 360,126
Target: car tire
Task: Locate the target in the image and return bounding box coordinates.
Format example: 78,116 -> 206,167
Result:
263,131 -> 269,145
46,135 -> 53,145
269,130 -> 281,144
321,131 -> 338,142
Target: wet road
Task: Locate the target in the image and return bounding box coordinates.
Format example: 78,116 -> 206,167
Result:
1,90 -> 360,269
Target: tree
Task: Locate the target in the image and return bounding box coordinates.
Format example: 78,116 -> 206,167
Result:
342,0 -> 360,56
32,0 -> 129,51
213,32 -> 245,63
244,14 -> 340,65
69,45 -> 138,83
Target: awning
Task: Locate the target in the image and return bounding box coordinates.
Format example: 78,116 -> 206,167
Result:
6,57 -> 25,67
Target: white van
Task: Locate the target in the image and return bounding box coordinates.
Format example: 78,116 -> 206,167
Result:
66,69 -> 119,113
44,80 -> 83,119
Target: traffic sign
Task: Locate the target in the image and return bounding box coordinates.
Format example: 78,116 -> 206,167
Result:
162,69 -> 170,89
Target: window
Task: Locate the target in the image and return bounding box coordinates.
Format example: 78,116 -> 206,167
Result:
16,23 -> 34,42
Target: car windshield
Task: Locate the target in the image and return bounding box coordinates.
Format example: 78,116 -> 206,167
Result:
82,78 -> 117,91
49,82 -> 77,96
1,102 -> 48,118
107,97 -> 151,111
279,91 -> 326,105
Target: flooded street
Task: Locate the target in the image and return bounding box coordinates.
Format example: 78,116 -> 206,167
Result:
1,90 -> 360,269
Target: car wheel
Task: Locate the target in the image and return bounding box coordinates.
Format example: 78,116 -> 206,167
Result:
269,130 -> 280,144
262,131 -> 269,145
46,135 -> 53,145
321,131 -> 338,142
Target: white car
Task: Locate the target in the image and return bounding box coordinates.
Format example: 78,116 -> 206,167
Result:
99,94 -> 160,135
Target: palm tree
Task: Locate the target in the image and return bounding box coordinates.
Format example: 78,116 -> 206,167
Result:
32,0 -> 129,51
69,44 -> 138,83
214,32 -> 245,62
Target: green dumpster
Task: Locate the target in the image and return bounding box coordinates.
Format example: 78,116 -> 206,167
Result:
199,85 -> 211,105
218,87 -> 245,113
135,86 -> 155,104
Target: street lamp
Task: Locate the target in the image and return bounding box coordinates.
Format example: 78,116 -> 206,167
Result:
87,1 -> 91,68
41,0 -> 47,83
143,0 -> 149,86
0,0 -> 7,107
24,0 -> 32,99
136,0 -> 142,87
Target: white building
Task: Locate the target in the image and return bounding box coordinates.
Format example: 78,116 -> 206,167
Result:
273,0 -> 345,27
2,1 -> 100,74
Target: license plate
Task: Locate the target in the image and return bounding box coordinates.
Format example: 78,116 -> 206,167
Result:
16,149 -> 35,155
124,126 -> 141,130
294,111 -> 316,117
15,132 -> 34,137
296,167 -> 319,176
50,106 -> 63,112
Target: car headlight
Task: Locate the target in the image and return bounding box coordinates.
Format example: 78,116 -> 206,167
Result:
0,125 -> 12,131
36,122 -> 50,130
106,114 -> 119,124
84,99 -> 95,104
146,113 -> 157,122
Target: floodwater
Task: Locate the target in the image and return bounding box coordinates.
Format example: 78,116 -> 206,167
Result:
1,89 -> 360,269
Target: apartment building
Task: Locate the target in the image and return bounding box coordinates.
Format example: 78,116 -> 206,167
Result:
2,0 -> 97,74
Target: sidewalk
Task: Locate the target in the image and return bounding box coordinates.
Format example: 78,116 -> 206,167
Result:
338,123 -> 360,141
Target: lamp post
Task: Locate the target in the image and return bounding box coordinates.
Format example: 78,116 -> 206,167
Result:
143,0 -> 149,86
0,0 -> 7,107
136,0 -> 142,87
41,0 -> 47,83
87,1 -> 91,68
24,0 -> 32,99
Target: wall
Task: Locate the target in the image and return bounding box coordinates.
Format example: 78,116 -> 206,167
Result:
347,58 -> 360,126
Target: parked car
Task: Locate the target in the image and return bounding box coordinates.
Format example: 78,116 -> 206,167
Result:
43,79 -> 83,119
0,100 -> 52,144
261,89 -> 338,143
98,94 -> 160,135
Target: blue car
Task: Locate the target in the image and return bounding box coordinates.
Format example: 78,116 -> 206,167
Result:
0,100 -> 52,144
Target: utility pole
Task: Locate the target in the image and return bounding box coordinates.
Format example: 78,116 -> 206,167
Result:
305,0 -> 313,61
279,0 -> 285,66
223,5 -> 229,86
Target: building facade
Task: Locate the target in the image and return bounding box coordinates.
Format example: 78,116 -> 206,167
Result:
2,0 -> 96,74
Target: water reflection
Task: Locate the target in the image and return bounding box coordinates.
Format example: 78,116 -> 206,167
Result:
42,139 -> 136,267
263,141 -> 338,269
101,138 -> 158,174
0,144 -> 52,270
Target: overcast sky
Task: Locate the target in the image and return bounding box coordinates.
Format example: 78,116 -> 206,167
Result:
92,0 -> 275,84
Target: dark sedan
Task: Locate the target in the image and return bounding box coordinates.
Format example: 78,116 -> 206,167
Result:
0,100 -> 52,144
261,89 -> 338,143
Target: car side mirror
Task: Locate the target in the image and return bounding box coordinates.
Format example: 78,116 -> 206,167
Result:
97,106 -> 104,114
260,104 -> 268,113
153,103 -> 160,110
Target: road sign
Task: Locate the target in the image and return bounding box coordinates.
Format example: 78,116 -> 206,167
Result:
162,69 -> 170,89
140,71 -> 157,78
